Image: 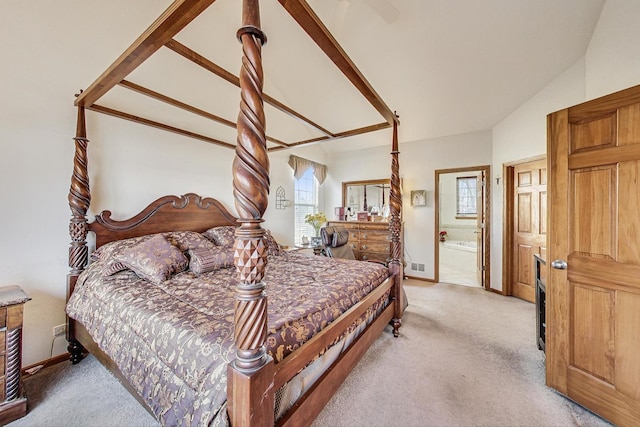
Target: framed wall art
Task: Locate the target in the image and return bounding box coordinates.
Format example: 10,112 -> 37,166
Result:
411,189 -> 427,207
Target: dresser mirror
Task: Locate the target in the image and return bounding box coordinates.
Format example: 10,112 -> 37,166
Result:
342,179 -> 391,220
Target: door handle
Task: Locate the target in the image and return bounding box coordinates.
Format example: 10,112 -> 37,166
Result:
551,259 -> 567,270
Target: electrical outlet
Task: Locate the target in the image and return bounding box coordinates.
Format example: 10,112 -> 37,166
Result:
53,324 -> 66,337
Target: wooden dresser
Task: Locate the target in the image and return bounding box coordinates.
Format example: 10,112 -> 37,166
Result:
0,286 -> 30,425
327,220 -> 402,265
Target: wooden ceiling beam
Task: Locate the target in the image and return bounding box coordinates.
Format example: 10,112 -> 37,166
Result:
88,104 -> 236,149
268,122 -> 391,151
118,80 -> 288,147
278,0 -> 398,126
75,0 -> 217,107
165,39 -> 336,138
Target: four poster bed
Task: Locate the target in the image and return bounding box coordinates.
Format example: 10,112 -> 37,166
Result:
66,0 -> 404,425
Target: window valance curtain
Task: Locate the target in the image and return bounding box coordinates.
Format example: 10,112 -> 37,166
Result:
288,155 -> 327,184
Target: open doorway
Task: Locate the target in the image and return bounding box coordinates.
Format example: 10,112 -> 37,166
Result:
435,165 -> 491,289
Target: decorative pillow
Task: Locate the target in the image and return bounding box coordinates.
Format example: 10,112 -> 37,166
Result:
92,235 -> 152,262
203,225 -> 236,247
114,234 -> 188,284
167,231 -> 217,252
189,246 -> 235,275
102,260 -> 130,276
95,231 -> 215,276
332,229 -> 350,248
94,234 -> 158,276
264,230 -> 283,256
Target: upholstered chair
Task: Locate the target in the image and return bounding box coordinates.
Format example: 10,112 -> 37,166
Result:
320,226 -> 355,260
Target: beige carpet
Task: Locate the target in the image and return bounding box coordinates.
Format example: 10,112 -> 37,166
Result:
10,281 -> 611,427
313,281 -> 611,426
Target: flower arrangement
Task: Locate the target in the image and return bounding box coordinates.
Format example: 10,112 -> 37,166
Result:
439,230 -> 447,242
305,212 -> 327,237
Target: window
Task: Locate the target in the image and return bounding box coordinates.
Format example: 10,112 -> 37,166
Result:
294,168 -> 319,243
456,176 -> 477,218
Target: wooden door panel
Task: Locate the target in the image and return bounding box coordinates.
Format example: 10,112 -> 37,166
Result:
570,113 -> 616,153
618,104 -> 640,146
570,167 -> 616,259
517,244 -> 533,285
618,160 -> 640,264
517,193 -> 532,232
569,257 -> 640,293
518,170 -> 532,186
548,84 -> 640,426
616,291 -> 640,401
567,368 -> 640,426
539,191 -> 547,235
571,284 -> 614,383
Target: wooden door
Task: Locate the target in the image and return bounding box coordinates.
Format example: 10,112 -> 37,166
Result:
512,159 -> 547,303
476,172 -> 486,286
547,85 -> 640,426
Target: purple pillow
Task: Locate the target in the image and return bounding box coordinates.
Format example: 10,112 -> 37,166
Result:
167,231 -> 217,252
114,234 -> 188,284
203,226 -> 236,247
102,260 -> 129,276
94,234 -> 157,276
189,246 -> 235,275
96,231 -> 215,276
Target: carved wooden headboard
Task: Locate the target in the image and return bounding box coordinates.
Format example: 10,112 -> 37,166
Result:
89,193 -> 237,248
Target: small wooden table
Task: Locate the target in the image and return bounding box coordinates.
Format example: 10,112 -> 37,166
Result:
0,286 -> 31,424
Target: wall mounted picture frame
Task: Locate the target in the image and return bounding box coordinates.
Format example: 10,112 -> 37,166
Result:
411,189 -> 427,207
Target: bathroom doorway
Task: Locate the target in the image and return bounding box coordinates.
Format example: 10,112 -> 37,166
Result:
435,166 -> 490,289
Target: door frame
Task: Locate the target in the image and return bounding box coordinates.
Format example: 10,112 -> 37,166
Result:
501,154 -> 546,297
434,165 -> 491,289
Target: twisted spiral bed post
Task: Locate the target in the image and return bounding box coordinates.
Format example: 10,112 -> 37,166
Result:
5,328 -> 22,400
228,1 -> 274,425
67,104 -> 90,363
389,115 -> 404,337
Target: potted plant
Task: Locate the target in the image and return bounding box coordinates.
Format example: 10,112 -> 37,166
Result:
439,230 -> 447,242
305,212 -> 327,244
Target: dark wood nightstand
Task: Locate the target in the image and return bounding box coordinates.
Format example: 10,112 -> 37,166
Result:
0,286 -> 31,424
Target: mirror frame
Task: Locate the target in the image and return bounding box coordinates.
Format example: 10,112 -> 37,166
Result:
342,178 -> 391,212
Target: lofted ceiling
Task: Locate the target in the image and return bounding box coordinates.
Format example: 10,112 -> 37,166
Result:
308,0 -> 606,152
80,0 -> 606,154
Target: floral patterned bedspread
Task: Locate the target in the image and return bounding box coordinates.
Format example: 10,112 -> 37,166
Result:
66,251 -> 389,427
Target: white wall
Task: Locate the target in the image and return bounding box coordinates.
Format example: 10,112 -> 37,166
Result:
490,0 -> 640,293
585,0 -> 640,99
326,130 -> 492,280
0,0 -> 324,366
490,59 -> 586,292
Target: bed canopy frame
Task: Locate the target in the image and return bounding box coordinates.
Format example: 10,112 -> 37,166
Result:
67,0 -> 403,425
